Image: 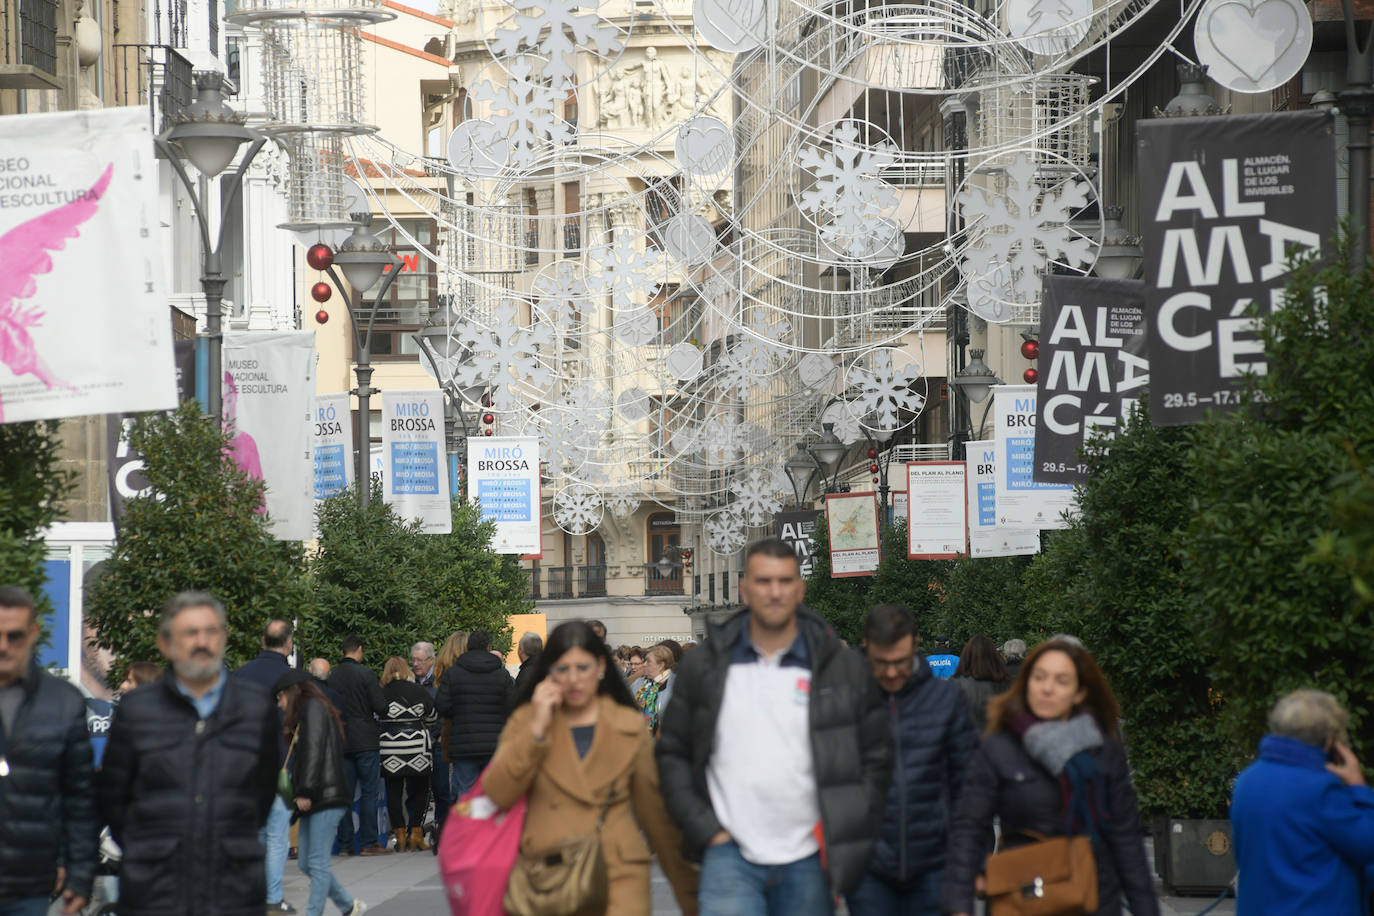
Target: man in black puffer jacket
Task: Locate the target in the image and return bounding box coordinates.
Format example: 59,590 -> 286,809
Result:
434,630 -> 513,801
0,585 -> 98,916
327,634 -> 391,856
657,538 -> 891,912
850,604 -> 977,914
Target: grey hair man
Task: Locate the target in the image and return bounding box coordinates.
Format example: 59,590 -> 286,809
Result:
1001,638 -> 1027,680
410,641 -> 437,686
98,591 -> 278,916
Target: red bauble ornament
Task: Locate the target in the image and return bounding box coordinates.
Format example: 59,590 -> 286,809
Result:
315,309 -> 329,324
311,281 -> 332,303
482,428 -> 494,436
482,412 -> 495,424
869,464 -> 879,473
306,243 -> 334,271
867,447 -> 877,458
1023,368 -> 1039,384
1020,339 -> 1040,360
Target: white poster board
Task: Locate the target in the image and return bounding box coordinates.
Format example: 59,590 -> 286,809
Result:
222,332 -> 315,540
313,392 -> 354,500
993,385 -> 1076,529
381,389 -> 452,534
965,440 -> 1040,558
0,107 -> 175,423
905,462 -> 967,559
468,436 -> 541,555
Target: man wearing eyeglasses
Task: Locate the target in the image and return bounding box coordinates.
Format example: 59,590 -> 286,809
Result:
850,605 -> 977,916
0,585 -> 98,916
98,591 -> 278,916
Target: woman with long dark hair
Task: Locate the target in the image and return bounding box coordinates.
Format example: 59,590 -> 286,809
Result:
951,634 -> 1010,733
275,671 -> 365,916
941,639 -> 1158,916
482,621 -> 698,914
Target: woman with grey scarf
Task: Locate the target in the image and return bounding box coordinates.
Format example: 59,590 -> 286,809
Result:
941,639 -> 1159,916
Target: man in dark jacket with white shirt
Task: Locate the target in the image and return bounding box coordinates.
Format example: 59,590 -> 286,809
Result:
434,630 -> 513,801
327,634 -> 391,856
656,538 -> 891,914
0,585 -> 98,916
851,604 -> 977,914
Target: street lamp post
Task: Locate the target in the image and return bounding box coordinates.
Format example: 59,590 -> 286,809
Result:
783,443 -> 820,508
949,348 -> 1001,452
808,423 -> 849,494
414,316 -> 485,498
1340,0 -> 1374,259
859,426 -> 896,530
154,71 -> 266,423
321,215 -> 401,510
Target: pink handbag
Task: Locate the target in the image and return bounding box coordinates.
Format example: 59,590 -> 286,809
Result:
439,776 -> 527,916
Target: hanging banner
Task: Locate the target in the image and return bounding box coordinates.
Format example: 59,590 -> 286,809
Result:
0,107 -> 175,424
905,462 -> 967,559
1137,109 -> 1336,426
313,392 -> 354,500
965,440 -> 1040,558
222,332 -> 316,541
893,492 -> 908,526
825,491 -> 880,577
382,389 -> 452,534
774,509 -> 822,577
106,340 -> 196,527
468,435 -> 540,554
993,385 -> 1075,529
1034,276 -> 1149,484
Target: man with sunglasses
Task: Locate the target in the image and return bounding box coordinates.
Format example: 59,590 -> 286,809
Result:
0,585 -> 98,916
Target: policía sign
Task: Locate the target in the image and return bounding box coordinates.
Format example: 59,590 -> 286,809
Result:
1034,276 -> 1148,485
905,462 -> 967,559
965,440 -> 1040,558
1137,109 -> 1335,426
993,385 -> 1075,529
468,436 -> 541,556
382,389 -> 452,534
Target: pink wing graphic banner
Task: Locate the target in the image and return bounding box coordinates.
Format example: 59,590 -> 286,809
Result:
0,107 -> 174,423
222,331 -> 316,541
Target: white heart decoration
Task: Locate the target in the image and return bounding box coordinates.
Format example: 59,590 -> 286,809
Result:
1207,0 -> 1298,83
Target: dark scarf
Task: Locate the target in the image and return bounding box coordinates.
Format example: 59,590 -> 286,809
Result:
1009,712 -> 1107,838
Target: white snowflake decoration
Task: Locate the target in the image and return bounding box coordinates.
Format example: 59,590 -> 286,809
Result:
847,349 -> 927,431
553,484 -> 603,534
490,0 -> 624,89
531,261 -> 592,330
586,233 -> 663,308
730,467 -> 784,526
957,153 -> 1095,319
473,57 -> 573,169
604,485 -> 640,519
454,306 -> 556,394
822,399 -> 866,445
705,509 -> 746,556
798,120 -> 901,260
677,414 -> 765,466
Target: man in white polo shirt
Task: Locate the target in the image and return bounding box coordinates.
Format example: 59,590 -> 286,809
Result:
657,537 -> 891,914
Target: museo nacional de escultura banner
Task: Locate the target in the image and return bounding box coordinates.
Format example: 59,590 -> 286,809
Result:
1137,109 -> 1335,426
1033,275 -> 1148,485
0,107 -> 176,424
382,389 -> 453,535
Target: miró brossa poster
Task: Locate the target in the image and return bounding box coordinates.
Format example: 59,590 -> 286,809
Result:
382,390 -> 451,534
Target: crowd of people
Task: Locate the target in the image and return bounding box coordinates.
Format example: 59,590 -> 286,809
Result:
1,535 -> 1372,916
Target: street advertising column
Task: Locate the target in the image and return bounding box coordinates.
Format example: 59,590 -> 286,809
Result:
774,509 -> 822,577
905,462 -> 968,559
468,435 -> 541,555
222,331 -> 316,540
382,390 -> 452,534
993,385 -> 1075,529
965,440 -> 1040,558
0,108 -> 176,424
1138,109 -> 1336,426
1034,276 -> 1149,484
825,491 -> 880,577
313,392 -> 354,500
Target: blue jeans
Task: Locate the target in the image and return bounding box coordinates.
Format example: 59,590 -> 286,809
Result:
261,794 -> 292,902
845,869 -> 942,916
432,750 -> 452,830
0,897 -> 49,916
299,806 -> 355,916
449,755 -> 486,802
336,750 -> 381,851
698,840 -> 834,916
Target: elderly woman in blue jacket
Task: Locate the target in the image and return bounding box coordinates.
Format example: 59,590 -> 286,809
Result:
1230,688 -> 1374,915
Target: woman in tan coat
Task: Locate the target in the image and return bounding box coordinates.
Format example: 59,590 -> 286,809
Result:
482,621 -> 698,915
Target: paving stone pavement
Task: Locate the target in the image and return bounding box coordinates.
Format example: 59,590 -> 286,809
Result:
282,837 -> 1235,916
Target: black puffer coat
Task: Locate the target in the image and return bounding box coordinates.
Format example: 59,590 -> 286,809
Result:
97,673 -> 278,916
435,650 -> 514,759
0,661 -> 98,905
941,731 -> 1159,916
327,657 -> 388,754
868,655 -> 978,886
655,607 -> 891,895
290,696 -> 349,811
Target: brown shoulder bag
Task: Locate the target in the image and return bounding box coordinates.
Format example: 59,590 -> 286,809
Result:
503,782 -> 617,916
984,831 -> 1098,916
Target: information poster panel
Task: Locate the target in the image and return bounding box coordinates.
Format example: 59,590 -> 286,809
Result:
906,462 -> 968,559
826,491 -> 880,577
468,435 -> 541,556
313,392 -> 354,500
775,509 -> 822,578
965,440 -> 1040,558
993,385 -> 1076,530
381,389 -> 451,534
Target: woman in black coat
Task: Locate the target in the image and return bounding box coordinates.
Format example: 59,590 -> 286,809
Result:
276,671 -> 363,916
951,634 -> 1011,733
941,639 -> 1159,916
